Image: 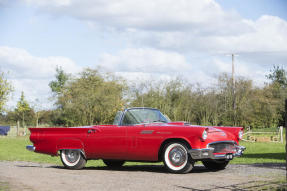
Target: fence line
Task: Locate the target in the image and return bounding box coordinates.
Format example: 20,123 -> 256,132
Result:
242,126 -> 283,143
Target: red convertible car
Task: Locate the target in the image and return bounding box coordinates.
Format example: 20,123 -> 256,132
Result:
27,107 -> 245,173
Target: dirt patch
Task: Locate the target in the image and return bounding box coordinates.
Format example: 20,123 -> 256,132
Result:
0,176 -> 33,191
0,180 -> 10,191
0,161 -> 285,191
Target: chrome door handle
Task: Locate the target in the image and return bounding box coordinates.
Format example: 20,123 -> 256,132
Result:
88,129 -> 96,134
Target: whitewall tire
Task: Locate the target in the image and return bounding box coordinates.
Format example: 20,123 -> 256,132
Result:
163,142 -> 193,174
60,149 -> 86,170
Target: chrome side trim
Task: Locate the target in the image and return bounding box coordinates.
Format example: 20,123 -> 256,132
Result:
26,145 -> 35,152
140,130 -> 154,134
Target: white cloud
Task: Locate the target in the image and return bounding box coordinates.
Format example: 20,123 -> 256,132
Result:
211,15 -> 287,53
97,48 -> 217,87
24,0 -> 287,55
0,46 -> 79,79
96,46 -> 286,89
212,56 -> 271,87
0,46 -> 80,108
25,0 -> 71,7
134,15 -> 287,54
2,0 -> 287,108
24,0 -> 229,31
98,48 -> 190,73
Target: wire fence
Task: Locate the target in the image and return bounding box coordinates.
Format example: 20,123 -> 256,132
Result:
3,126 -> 32,137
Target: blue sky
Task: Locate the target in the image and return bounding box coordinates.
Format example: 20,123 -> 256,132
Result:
0,0 -> 287,109
217,0 -> 287,20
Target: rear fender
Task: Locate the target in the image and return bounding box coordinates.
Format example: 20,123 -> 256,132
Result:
57,139 -> 86,158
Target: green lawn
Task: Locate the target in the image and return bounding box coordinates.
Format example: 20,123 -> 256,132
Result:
230,141 -> 285,164
0,136 -> 285,167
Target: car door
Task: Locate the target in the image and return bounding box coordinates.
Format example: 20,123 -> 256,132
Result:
125,124 -> 163,161
119,109 -> 164,161
84,125 -> 127,159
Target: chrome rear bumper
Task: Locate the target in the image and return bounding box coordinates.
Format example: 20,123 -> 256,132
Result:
189,144 -> 245,160
26,145 -> 35,152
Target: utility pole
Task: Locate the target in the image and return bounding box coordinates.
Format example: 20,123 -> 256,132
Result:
232,54 -> 236,110
226,53 -> 237,126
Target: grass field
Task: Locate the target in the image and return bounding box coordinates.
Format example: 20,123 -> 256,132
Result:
0,136 -> 285,167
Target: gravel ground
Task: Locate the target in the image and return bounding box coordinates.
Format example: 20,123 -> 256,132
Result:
0,161 -> 285,191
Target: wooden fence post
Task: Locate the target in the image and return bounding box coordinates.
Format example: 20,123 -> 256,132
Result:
280,126 -> 284,144
17,120 -> 20,136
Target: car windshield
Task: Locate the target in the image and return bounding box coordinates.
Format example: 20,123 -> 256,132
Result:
121,108 -> 170,125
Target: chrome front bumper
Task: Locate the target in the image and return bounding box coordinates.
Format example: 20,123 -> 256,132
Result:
189,145 -> 246,160
26,145 -> 35,152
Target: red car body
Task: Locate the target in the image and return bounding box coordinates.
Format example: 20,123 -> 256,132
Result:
27,107 -> 245,173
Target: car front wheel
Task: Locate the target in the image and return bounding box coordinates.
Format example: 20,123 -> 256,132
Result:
202,160 -> 229,171
163,142 -> 193,174
60,149 -> 86,170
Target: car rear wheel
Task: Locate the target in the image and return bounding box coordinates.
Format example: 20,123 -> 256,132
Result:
60,149 -> 86,170
103,160 -> 125,167
202,160 -> 229,171
163,142 -> 194,174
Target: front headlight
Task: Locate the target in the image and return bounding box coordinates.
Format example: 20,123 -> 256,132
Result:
202,130 -> 208,141
238,130 -> 244,140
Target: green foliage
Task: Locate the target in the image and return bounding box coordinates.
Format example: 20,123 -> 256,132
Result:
265,65 -> 287,127
52,68 -> 127,126
49,66 -> 69,96
0,72 -> 13,113
230,141 -> 285,164
2,65 -> 287,129
130,74 -> 281,128
15,92 -> 32,127
266,65 -> 287,88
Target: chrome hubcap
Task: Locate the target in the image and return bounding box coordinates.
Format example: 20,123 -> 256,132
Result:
169,147 -> 186,167
65,150 -> 80,163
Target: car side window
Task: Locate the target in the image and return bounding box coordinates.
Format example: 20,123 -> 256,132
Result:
122,111 -> 138,125
113,111 -> 123,125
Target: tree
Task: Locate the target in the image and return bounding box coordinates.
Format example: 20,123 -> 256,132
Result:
266,65 -> 287,88
49,66 -> 70,96
32,99 -> 45,127
48,67 -> 70,125
15,92 -> 31,134
0,72 -> 13,113
266,65 -> 287,126
53,68 -> 127,126
129,74 -> 279,128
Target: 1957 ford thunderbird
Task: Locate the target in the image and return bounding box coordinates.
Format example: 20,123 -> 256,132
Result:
27,107 -> 245,173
